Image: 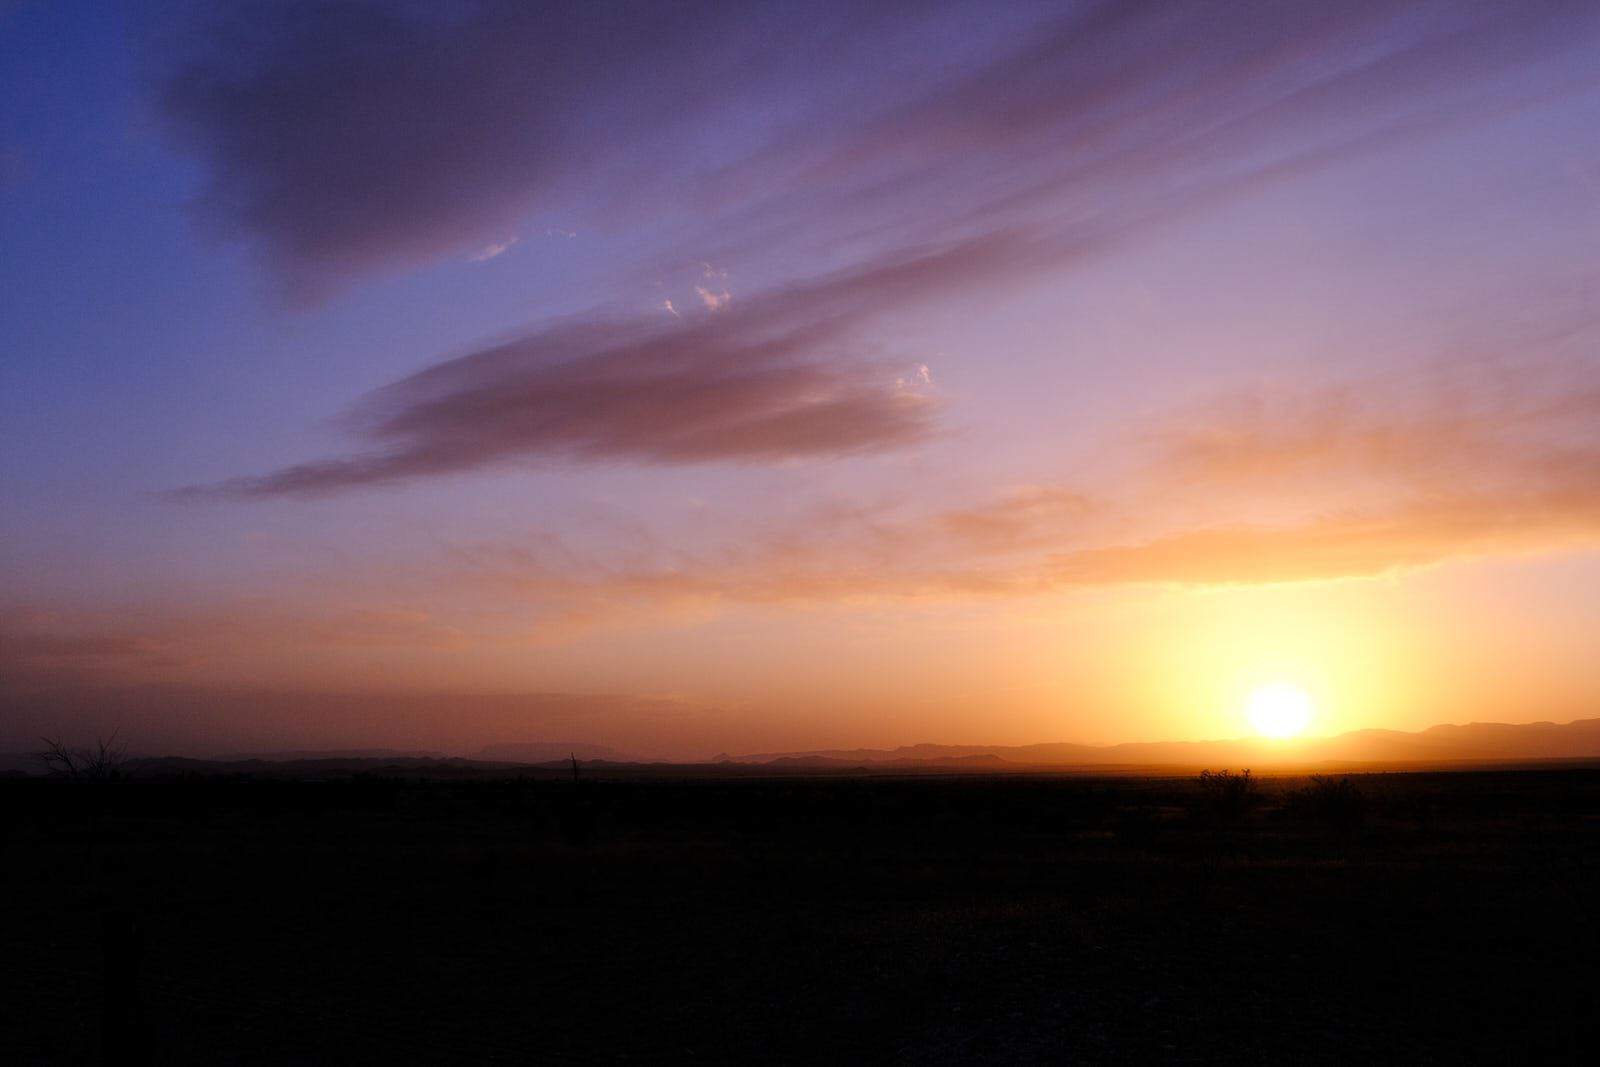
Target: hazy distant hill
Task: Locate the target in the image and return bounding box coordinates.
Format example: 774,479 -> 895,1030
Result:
720,718 -> 1600,770
8,718 -> 1599,778
1315,719 -> 1600,762
475,741 -> 647,764
214,748 -> 449,762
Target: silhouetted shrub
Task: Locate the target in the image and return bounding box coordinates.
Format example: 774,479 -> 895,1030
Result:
1193,769 -> 1259,825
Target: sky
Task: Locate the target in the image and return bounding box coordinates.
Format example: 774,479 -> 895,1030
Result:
3,0 -> 1599,760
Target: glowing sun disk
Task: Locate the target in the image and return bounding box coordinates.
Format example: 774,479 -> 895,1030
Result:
1246,683 -> 1314,738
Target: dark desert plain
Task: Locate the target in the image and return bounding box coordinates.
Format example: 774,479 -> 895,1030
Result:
5,2 -> 1600,1063
8,736 -> 1600,1064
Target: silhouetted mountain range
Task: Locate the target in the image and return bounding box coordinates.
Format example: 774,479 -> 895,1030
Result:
475,741 -> 648,764
713,718 -> 1600,770
214,748 -> 449,762
7,718 -> 1599,778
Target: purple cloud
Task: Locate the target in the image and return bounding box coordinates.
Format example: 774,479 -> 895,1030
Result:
156,1 -> 1600,496
169,239 -> 1027,498
156,1 -> 1599,299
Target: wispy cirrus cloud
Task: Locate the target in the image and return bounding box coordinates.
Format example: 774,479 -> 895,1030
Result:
1046,488 -> 1600,588
468,236 -> 517,263
1028,355 -> 1600,586
1026,352 -> 1600,587
1139,354 -> 1600,499
20,356 -> 1600,683
433,349 -> 1600,619
153,0 -> 1600,500
456,477 -> 1600,641
170,239 -> 998,499
155,1 -> 1599,299
1048,352 -> 1600,586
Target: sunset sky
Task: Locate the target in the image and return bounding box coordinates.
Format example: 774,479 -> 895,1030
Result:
3,1 -> 1599,760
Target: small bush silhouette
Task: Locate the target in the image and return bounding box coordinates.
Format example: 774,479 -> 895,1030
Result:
1194,769 -> 1259,824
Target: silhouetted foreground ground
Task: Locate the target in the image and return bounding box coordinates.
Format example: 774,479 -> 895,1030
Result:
6,767 -> 1597,1064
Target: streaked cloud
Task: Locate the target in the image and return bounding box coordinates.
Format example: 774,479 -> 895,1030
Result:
439,351 -> 1600,616
469,236 -> 517,262
153,0 -> 1600,506
1141,354 -> 1600,503
1048,491 -> 1600,588
155,1 -> 1597,299
171,240 -> 1005,498
17,355 -> 1600,693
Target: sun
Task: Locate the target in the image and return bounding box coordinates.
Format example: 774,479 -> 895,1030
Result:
1245,683 -> 1315,739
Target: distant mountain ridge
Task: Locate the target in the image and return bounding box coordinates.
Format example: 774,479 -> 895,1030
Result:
476,741 -> 647,764
214,748 -> 449,762
715,718 -> 1600,769
7,718 -> 1598,778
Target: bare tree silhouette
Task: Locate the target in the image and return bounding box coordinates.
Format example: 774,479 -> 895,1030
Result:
35,730 -> 127,782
